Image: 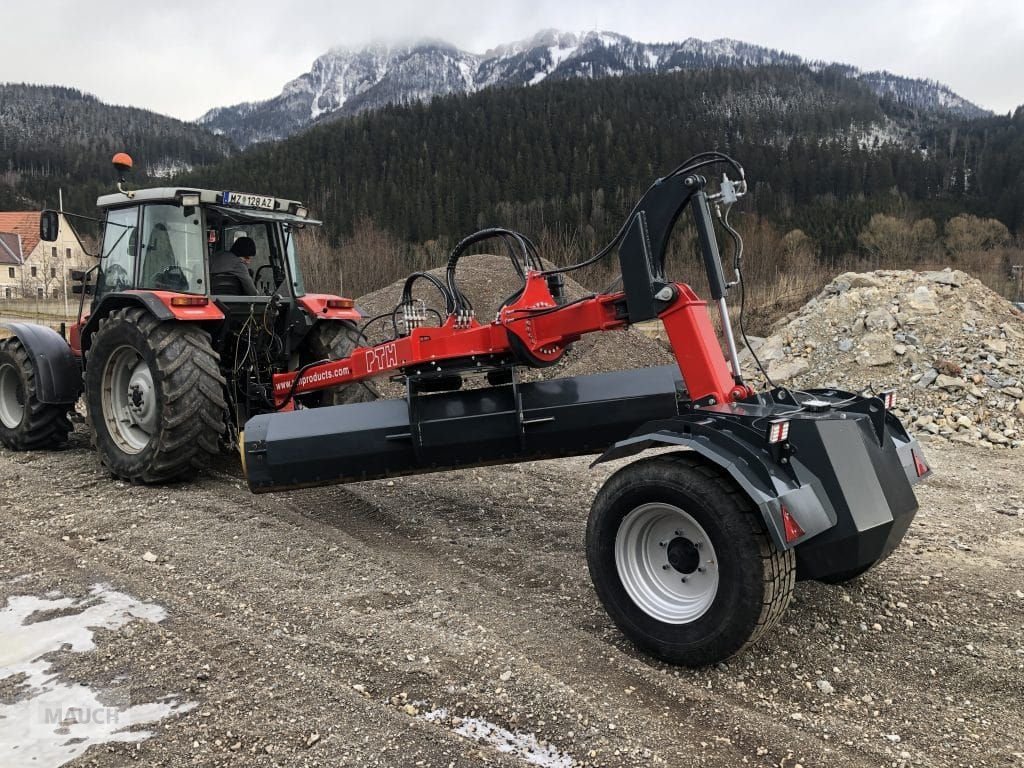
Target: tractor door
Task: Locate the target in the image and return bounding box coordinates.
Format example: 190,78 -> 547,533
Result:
137,204 -> 206,294
96,206 -> 140,299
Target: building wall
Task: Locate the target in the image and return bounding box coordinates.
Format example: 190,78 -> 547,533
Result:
0,215 -> 94,300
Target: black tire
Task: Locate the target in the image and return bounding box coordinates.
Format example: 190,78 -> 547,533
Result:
300,321 -> 376,406
85,307 -> 226,483
586,453 -> 795,666
0,337 -> 73,450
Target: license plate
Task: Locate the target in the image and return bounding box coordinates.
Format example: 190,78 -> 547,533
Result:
221,191 -> 276,210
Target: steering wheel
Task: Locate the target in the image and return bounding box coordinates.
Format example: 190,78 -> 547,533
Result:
103,263 -> 130,292
152,265 -> 191,292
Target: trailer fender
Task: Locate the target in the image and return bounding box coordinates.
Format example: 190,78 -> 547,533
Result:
591,422 -> 838,552
0,322 -> 82,404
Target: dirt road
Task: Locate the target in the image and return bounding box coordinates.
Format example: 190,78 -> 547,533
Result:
1,428 -> 1021,767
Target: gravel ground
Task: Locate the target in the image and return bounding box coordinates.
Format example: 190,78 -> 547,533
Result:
1,426 -> 1022,767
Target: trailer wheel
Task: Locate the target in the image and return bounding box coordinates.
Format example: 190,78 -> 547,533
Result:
85,307 -> 226,483
301,321 -> 376,406
0,337 -> 72,450
586,453 -> 795,666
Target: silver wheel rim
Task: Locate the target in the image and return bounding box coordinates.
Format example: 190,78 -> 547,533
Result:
615,502 -> 720,624
0,362 -> 25,429
101,345 -> 157,454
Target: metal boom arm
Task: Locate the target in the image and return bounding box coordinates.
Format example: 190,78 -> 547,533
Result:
271,175 -> 752,408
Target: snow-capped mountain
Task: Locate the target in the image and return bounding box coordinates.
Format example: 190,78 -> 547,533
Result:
199,30 -> 990,146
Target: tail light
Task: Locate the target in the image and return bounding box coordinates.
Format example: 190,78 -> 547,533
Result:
170,296 -> 209,307
912,449 -> 929,478
781,505 -> 805,543
880,390 -> 897,409
327,298 -> 355,309
767,419 -> 790,444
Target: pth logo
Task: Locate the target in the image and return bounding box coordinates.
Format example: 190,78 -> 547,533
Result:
366,342 -> 399,372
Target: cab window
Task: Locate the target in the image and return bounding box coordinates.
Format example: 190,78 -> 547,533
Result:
97,207 -> 138,297
138,204 -> 205,294
222,223 -> 280,295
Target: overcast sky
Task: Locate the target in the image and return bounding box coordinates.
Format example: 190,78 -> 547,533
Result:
6,0 -> 1022,120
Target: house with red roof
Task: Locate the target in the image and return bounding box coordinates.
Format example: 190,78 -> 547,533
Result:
0,212 -> 92,301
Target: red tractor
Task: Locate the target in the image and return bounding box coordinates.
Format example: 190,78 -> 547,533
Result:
0,154 -> 367,482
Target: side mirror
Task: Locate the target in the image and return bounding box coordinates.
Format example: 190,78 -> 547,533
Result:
71,284 -> 94,295
39,210 -> 60,242
70,269 -> 88,282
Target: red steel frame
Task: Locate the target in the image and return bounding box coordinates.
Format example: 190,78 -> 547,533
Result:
271,271 -> 753,408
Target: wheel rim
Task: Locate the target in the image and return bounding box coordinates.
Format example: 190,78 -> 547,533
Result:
101,345 -> 157,454
0,362 -> 25,429
615,502 -> 720,624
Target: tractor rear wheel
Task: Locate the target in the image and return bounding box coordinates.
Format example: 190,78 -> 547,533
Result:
300,321 -> 376,406
0,337 -> 72,450
586,453 -> 795,666
85,308 -> 226,483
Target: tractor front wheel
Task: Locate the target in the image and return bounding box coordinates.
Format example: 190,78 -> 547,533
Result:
86,308 -> 226,483
0,337 -> 72,450
586,453 -> 795,666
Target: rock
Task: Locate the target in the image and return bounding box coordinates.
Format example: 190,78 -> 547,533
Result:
986,431 -> 1010,445
842,272 -> 885,289
1003,386 -> 1023,398
956,415 -> 973,429
984,339 -> 1008,355
906,286 -> 939,315
894,343 -> 907,356
1017,400 -> 1024,418
935,359 -> 962,376
935,374 -> 965,390
767,358 -> 810,382
856,333 -> 895,367
757,336 -> 786,362
499,670 -> 513,682
815,680 -> 835,694
838,338 -> 854,353
917,369 -> 938,388
865,308 -> 898,331
924,269 -> 963,286
142,551 -> 158,563
305,732 -> 321,748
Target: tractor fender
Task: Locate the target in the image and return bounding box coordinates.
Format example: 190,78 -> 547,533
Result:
80,291 -> 223,353
0,322 -> 82,404
590,419 -> 838,552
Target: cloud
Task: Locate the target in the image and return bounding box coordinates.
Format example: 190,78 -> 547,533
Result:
4,0 -> 1022,119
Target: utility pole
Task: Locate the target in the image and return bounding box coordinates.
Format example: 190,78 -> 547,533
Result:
59,188 -> 69,318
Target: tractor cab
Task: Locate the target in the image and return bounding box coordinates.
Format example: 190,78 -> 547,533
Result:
89,186 -> 315,304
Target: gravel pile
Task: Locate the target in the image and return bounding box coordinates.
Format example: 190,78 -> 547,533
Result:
355,255 -> 673,394
743,268 -> 1024,448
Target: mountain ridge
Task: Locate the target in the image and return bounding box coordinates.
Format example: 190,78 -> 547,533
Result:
199,29 -> 991,147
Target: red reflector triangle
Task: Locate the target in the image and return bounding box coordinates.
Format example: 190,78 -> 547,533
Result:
912,449 -> 929,477
781,505 -> 805,543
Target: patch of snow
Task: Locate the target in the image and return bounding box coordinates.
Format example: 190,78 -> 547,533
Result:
420,707 -> 575,767
549,43 -> 578,69
148,160 -> 192,178
0,585 -> 195,768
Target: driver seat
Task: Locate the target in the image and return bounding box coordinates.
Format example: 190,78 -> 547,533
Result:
211,272 -> 245,296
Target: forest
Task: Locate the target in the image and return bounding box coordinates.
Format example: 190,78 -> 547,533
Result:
2,67 -> 1022,309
